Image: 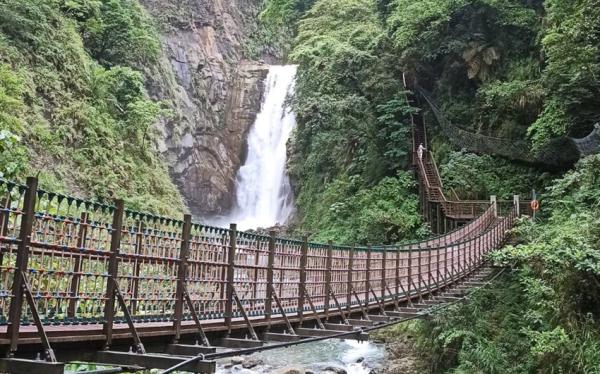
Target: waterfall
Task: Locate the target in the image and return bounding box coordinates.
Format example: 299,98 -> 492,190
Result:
227,65 -> 297,230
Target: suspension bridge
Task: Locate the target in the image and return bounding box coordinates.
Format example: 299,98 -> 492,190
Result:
0,85 -> 533,373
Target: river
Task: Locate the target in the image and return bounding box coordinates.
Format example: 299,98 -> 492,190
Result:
215,339 -> 385,374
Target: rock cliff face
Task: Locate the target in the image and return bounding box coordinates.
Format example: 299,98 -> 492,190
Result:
140,0 -> 268,218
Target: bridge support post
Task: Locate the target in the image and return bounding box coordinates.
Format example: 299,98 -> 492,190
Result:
443,238 -> 451,287
514,195 -> 520,217
265,230 -> 276,331
490,195 -> 497,217
68,212 -> 88,318
407,245 -> 413,303
225,223 -> 237,337
7,177 -> 38,357
416,243 -> 423,298
394,246 -> 400,298
297,236 -> 308,326
346,244 -> 355,314
381,248 -> 387,301
130,220 -> 144,315
173,214 -> 192,344
436,203 -> 442,234
324,241 -> 333,321
103,199 -> 125,350
365,245 -> 372,304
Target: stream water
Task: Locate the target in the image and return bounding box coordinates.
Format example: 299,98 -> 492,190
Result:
215,340 -> 385,374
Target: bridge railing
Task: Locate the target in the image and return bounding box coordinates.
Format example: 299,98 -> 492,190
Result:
0,176 -> 519,352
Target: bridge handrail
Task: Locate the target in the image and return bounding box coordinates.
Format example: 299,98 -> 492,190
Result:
0,175 -> 520,338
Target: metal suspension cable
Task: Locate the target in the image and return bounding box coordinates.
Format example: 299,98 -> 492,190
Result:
412,85 -> 597,164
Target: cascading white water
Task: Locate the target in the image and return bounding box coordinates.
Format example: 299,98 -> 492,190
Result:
227,65 -> 298,230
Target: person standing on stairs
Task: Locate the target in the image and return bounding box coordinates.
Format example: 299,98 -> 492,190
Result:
418,143 -> 427,161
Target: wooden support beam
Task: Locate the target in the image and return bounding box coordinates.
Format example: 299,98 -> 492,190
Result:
220,338 -> 263,349
173,214 -> 193,344
21,272 -> 56,362
381,249 -> 387,300
394,245 -> 400,298
103,199 -> 125,350
112,278 -> 146,354
96,351 -> 216,373
166,344 -> 216,356
324,241 -> 333,321
298,236 -> 308,325
265,230 -> 276,331
365,245 -> 372,303
182,285 -> 211,347
7,177 -> 38,356
68,211 -> 88,318
0,358 -> 64,374
270,285 -> 295,335
347,319 -> 374,327
346,244 -> 355,314
130,220 -> 143,314
303,289 -> 325,330
232,289 -> 259,341
225,223 -> 237,336
328,289 -> 349,325
264,333 -> 303,342
324,323 -> 354,332
296,328 -> 369,341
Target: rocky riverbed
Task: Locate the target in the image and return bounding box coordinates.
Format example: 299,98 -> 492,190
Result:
214,339 -> 385,374
208,322 -> 428,374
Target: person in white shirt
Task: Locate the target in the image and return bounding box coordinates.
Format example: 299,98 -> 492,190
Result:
417,143 -> 426,161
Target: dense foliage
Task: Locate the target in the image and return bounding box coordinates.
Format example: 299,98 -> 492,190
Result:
386,0 -> 600,150
288,0 -> 424,243
0,0 -> 183,214
439,150 -> 553,200
245,0 -> 316,59
412,156 -> 600,373
286,0 -> 600,371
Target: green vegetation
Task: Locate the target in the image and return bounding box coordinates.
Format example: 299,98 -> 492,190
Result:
245,0 -> 316,59
0,0 -> 183,214
438,150 -> 553,200
288,0 -> 424,244
284,0 -> 600,371
382,155 -> 600,373
1,0 -> 600,368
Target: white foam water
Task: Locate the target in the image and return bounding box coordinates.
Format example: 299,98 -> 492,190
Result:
215,339 -> 385,374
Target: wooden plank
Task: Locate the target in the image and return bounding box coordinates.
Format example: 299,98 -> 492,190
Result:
220,338 -> 263,348
296,328 -> 369,341
324,323 -> 354,332
166,344 -> 217,356
347,319 -> 374,327
367,315 -> 390,323
96,351 -> 216,373
397,307 -> 423,313
264,332 -> 303,342
0,358 -> 64,374
385,311 -> 421,319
